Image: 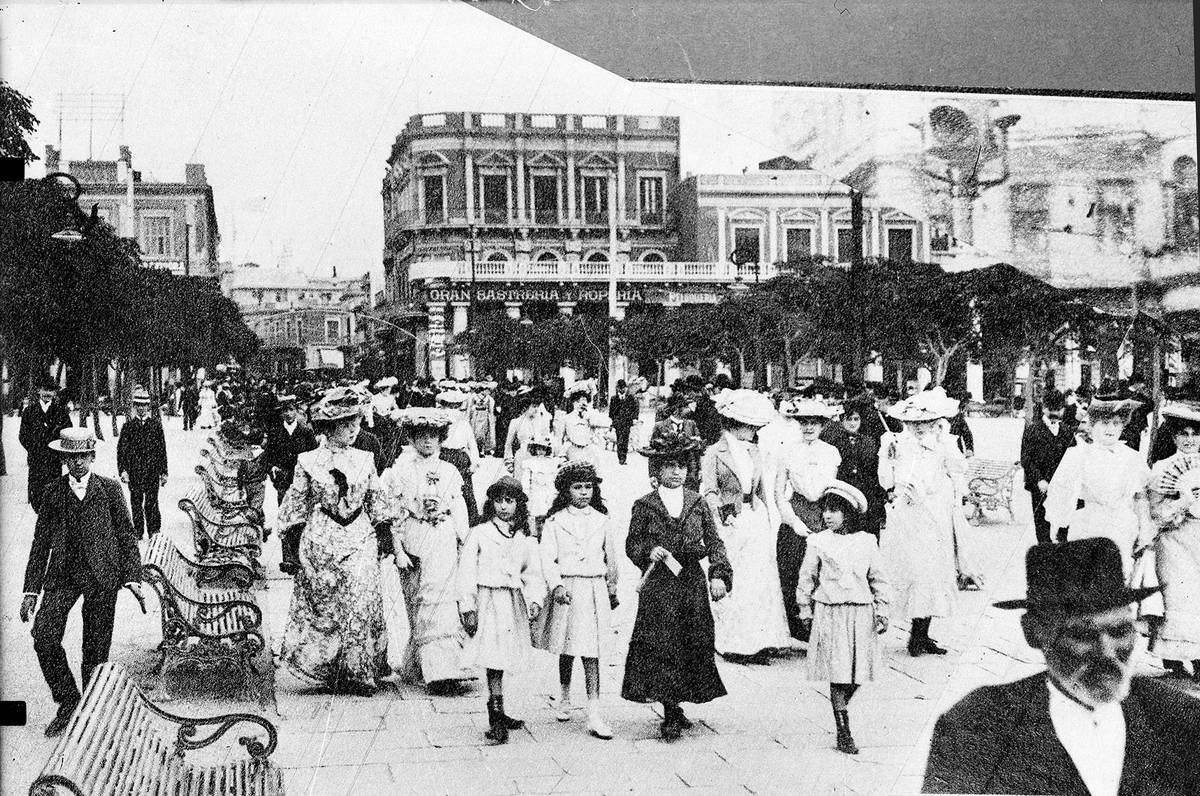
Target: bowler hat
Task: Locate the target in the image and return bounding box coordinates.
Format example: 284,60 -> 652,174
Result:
993,538 -> 1160,613
48,427 -> 98,454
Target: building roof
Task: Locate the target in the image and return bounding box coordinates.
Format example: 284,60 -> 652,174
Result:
222,266 -> 361,293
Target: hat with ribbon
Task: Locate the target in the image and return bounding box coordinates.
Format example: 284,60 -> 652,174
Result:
48,427 -> 99,454
1160,400 -> 1200,432
714,388 -> 778,428
1085,395 -> 1142,420
308,386 -> 368,423
399,407 -> 453,429
638,427 -> 703,459
780,397 -> 839,420
435,390 -> 468,407
131,386 -> 152,405
821,480 -> 868,514
888,387 -> 961,423
554,460 -> 602,492
993,537 -> 1160,612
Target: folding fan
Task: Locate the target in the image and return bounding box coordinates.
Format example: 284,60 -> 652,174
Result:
1151,454 -> 1200,517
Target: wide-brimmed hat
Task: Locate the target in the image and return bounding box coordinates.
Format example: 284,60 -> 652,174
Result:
1086,396 -> 1141,420
308,386 -> 367,423
1160,400 -> 1200,432
555,461 -> 602,492
639,428 -> 702,459
565,380 -> 596,399
714,388 -> 778,427
275,393 -> 298,409
780,398 -> 839,420
888,388 -> 960,423
399,407 -> 452,429
821,480 -> 868,514
435,390 -> 468,407
486,475 -> 527,503
374,376 -> 398,389
48,427 -> 99,454
131,387 -> 152,405
994,538 -> 1160,612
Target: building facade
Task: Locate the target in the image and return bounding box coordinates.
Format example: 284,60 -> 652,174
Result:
45,145 -> 220,278
220,264 -> 366,377
378,111 -> 685,380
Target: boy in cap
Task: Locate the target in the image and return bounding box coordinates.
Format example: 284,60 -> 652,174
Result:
116,386 -> 169,538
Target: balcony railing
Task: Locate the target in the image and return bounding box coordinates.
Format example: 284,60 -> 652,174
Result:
408,259 -> 780,284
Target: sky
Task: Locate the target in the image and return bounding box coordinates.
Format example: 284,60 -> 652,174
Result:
3,1 -> 1194,283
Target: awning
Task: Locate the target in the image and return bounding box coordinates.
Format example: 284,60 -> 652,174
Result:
318,348 -> 345,369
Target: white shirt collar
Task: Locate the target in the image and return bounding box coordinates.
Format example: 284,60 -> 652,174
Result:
1046,677 -> 1126,796
283,418 -> 299,434
68,470 -> 92,498
40,399 -> 52,412
657,485 -> 684,517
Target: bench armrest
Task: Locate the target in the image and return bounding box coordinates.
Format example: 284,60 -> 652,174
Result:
142,700 -> 279,761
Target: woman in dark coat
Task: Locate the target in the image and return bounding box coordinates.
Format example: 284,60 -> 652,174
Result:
622,430 -> 732,740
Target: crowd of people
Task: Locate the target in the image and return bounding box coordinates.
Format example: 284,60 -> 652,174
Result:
14,363 -> 1200,776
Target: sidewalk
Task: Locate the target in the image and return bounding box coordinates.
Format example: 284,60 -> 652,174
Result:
1,414 -> 1193,795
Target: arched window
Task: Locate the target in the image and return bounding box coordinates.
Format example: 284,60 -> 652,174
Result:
586,251 -> 608,263
486,251 -> 509,262
1173,156 -> 1198,249
536,251 -> 559,262
640,250 -> 666,262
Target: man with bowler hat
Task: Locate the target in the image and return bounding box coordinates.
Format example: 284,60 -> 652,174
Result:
116,386 -> 169,538
1020,389 -> 1074,546
19,379 -> 73,512
923,537 -> 1200,794
20,428 -> 144,737
608,379 -> 640,465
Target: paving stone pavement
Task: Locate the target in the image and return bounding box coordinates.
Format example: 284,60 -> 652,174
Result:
3,411 -> 1197,795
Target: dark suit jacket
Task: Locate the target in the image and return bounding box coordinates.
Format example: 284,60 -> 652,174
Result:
1020,420 -> 1074,493
924,674 -> 1200,795
263,421 -> 319,486
19,401 -> 73,476
116,416 -> 168,484
24,474 -> 142,594
608,394 -> 640,428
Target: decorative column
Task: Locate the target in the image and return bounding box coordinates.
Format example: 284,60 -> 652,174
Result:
768,207 -> 778,264
464,150 -> 475,224
870,208 -> 883,257
516,148 -> 527,224
427,301 -> 448,380
566,147 -> 577,223
617,154 -> 627,222
717,206 -> 728,263
451,301 -> 469,333
504,301 -> 523,320
966,360 -> 984,403
819,208 -> 831,256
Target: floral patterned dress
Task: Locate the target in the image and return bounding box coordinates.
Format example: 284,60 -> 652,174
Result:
278,443 -> 394,691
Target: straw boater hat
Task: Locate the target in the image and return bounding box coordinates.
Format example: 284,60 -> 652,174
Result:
1161,400 -> 1200,427
639,427 -> 703,459
374,376 -> 398,390
308,386 -> 367,423
994,537 -> 1159,613
1086,395 -> 1142,420
131,386 -> 151,405
555,460 -> 602,492
48,427 -> 99,454
714,388 -> 778,428
821,480 -> 868,514
887,388 -> 961,423
275,393 -> 298,410
780,397 -> 839,420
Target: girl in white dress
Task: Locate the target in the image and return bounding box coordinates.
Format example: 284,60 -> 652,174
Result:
798,481 -> 888,756
457,476 -> 545,744
520,434 -> 560,539
702,389 -> 795,661
196,382 -> 218,429
533,461 -> 619,739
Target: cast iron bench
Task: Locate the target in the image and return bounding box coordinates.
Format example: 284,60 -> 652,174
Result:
142,535 -> 265,695
179,484 -> 263,560
963,457 -> 1021,523
29,662 -> 283,795
145,531 -> 253,592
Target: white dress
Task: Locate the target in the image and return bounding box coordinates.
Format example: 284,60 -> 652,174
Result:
1149,453 -> 1200,659
532,505 -> 618,657
196,387 -> 218,429
707,433 -> 796,656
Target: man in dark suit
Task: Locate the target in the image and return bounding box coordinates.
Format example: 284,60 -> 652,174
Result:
608,379 -> 640,465
924,538 -> 1200,795
854,383 -> 903,444
1020,390 -> 1074,545
116,387 -> 168,538
1119,373 -> 1153,451
18,380 -> 73,512
20,428 -> 144,737
181,381 -> 200,431
265,394 -> 319,574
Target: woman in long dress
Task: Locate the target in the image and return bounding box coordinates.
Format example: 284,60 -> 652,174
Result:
504,388 -> 552,481
196,382 -> 219,429
774,398 -> 842,641
702,388 -> 795,661
380,408 -> 473,692
559,384 -> 599,465
1147,401 -> 1200,679
878,389 -> 964,657
277,387 -> 396,694
468,382 -> 497,457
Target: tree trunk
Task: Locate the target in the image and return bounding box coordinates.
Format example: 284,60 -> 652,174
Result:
90,356 -> 105,439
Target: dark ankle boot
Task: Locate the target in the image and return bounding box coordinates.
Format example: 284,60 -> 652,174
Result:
1164,659 -> 1187,677
496,695 -> 525,730
833,708 -> 859,754
484,696 -> 508,744
920,620 -> 948,655
907,619 -> 926,657
666,703 -> 693,729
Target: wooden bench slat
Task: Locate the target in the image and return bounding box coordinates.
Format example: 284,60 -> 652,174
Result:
79,684 -> 142,793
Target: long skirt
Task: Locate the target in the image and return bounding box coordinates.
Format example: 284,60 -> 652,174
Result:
881,490 -> 957,620
806,602 -> 881,684
712,500 -> 794,655
1154,521 -> 1200,659
281,517 -> 388,690
533,575 -> 610,657
622,559 -> 726,706
462,586 -> 533,672
395,568 -> 471,685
